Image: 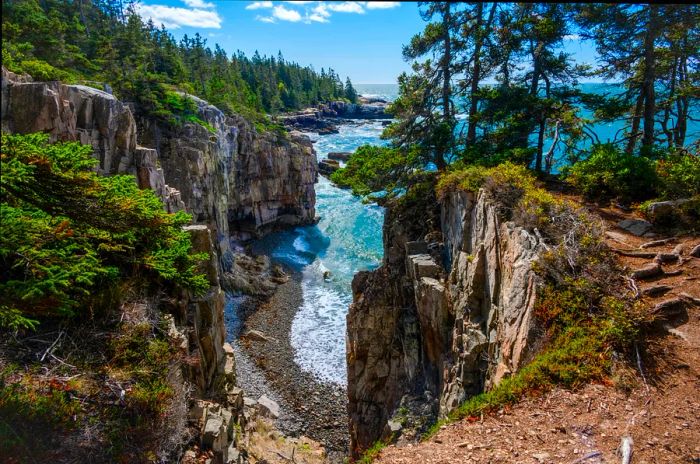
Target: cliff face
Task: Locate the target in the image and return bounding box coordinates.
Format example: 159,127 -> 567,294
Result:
138,94 -> 317,263
1,69 -> 318,273
347,188 -> 544,457
1,67 -> 317,463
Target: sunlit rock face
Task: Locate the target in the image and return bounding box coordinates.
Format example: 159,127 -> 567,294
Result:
137,94 -> 318,271
2,68 -> 318,275
347,187 -> 544,458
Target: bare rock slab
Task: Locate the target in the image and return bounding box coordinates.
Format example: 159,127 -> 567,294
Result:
257,394 -> 281,419
618,219 -> 653,236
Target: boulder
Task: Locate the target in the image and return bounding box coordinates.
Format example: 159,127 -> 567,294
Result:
618,218 -> 653,236
644,199 -> 691,223
318,159 -> 340,175
257,395 -> 281,419
690,243 -> 700,258
327,151 -> 352,162
242,329 -> 274,343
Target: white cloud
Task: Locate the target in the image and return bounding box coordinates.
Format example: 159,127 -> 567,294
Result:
327,1 -> 364,14
564,34 -> 581,41
252,0 -> 393,25
365,1 -> 400,9
312,4 -> 331,17
246,1 -> 273,10
308,13 -> 329,23
137,4 -> 222,28
272,4 -> 302,22
183,0 -> 214,8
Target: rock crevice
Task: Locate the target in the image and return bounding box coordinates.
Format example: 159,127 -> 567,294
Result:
347,188 -> 544,457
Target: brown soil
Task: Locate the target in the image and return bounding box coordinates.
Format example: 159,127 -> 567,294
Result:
377,202 -> 700,464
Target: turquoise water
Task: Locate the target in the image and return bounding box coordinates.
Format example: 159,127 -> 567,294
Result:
250,83 -> 697,386
252,120 -> 388,385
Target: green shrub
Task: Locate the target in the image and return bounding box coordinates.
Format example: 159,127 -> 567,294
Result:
330,145 -> 420,199
656,151 -> 700,200
0,133 -> 208,329
17,59 -> 75,82
565,143 -> 659,203
437,162 -> 564,232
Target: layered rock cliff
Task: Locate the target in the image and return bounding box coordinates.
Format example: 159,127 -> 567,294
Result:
347,186 -> 544,457
1,67 -> 318,274
1,67 -> 318,463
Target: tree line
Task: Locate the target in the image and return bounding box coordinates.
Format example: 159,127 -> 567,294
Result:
1,0 -> 359,122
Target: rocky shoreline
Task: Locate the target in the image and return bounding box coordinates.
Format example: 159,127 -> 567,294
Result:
278,96 -> 392,134
232,269 -> 349,463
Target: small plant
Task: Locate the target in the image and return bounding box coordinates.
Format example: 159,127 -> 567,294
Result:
358,437 -> 391,464
655,151 -> 700,200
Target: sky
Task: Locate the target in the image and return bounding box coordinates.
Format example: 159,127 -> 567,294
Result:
135,1 -> 601,84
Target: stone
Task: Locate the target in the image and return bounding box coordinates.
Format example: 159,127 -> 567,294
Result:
202,414 -> 225,450
645,199 -> 691,223
242,329 -> 274,343
318,159 -> 341,175
226,386 -> 245,412
226,445 -> 240,464
618,218 -> 653,236
327,151 -> 352,161
257,395 -> 281,419
387,420 -> 403,434
690,243 -> 700,258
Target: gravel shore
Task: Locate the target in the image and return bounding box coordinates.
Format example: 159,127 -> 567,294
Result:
232,270 -> 349,463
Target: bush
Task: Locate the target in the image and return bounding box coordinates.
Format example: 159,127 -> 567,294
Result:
565,143 -> 659,203
656,151 -> 700,200
330,145 -> 420,199
0,133 -> 208,329
437,162 -> 564,232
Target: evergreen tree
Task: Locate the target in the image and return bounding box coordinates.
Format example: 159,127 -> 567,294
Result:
344,77 -> 358,103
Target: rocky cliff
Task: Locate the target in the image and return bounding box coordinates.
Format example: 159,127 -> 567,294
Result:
347,186 -> 544,457
1,67 -> 318,274
1,67 -> 318,463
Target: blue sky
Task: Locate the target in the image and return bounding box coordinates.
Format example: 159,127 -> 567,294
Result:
135,1 -> 600,84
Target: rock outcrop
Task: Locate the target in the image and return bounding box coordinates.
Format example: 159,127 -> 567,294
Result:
2,68 -> 318,274
137,94 -> 318,267
1,67 -> 137,175
347,187 -> 544,458
279,98 -> 390,132
2,67 -> 320,463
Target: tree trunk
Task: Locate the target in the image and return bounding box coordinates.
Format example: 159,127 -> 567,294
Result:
535,118 -> 545,172
466,4 -> 485,145
642,5 -> 659,149
438,1 -> 452,169
626,92 -> 645,154
467,3 -> 497,145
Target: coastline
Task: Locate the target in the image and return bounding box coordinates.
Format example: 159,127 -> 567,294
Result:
234,269 -> 349,463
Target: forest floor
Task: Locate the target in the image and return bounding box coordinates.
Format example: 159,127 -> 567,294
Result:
376,200 -> 700,464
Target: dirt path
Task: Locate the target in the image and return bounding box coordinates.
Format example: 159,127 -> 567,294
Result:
377,204 -> 700,464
